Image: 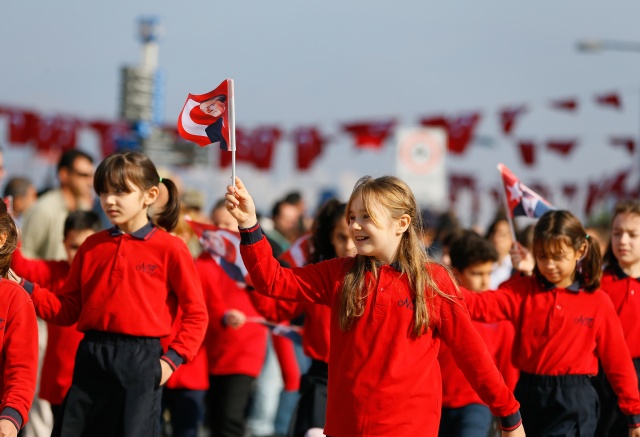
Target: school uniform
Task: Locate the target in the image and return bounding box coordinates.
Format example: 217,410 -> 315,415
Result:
248,293 -> 331,436
0,279 -> 39,432
11,248 -> 82,413
197,253 -> 268,437
24,221 -> 208,437
239,224 -> 521,437
594,264 -> 640,436
463,274 -> 640,437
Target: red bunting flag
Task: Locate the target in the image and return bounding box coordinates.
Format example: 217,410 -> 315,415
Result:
185,218 -> 247,283
595,92 -> 622,110
550,98 -> 578,112
562,184 -> 578,202
342,119 -> 395,150
177,79 -> 233,150
610,137 -> 635,155
421,112 -> 481,155
547,139 -> 578,157
518,141 -> 536,166
87,120 -> 133,157
498,163 -> 555,219
7,109 -> 38,145
499,105 -> 527,136
219,126 -> 281,170
292,127 -> 326,170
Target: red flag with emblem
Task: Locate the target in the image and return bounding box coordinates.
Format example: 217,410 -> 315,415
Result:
498,163 -> 555,219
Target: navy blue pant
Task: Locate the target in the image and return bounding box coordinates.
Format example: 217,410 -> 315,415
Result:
52,331 -> 164,437
162,388 -> 206,437
438,404 -> 493,437
515,372 -> 599,437
207,374 -> 255,437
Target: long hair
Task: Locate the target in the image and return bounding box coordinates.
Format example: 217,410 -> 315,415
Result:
309,199 -> 346,264
533,210 -> 602,291
0,201 -> 18,278
339,176 -> 452,337
94,152 -> 180,232
604,200 -> 640,269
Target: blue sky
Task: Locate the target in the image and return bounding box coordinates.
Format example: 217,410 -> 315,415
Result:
2,1 -> 640,224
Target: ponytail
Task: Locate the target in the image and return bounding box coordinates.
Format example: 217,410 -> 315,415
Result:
578,234 -> 602,291
156,177 -> 180,232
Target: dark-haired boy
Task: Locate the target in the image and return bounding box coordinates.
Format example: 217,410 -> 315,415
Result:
12,211 -> 102,423
438,230 -> 519,437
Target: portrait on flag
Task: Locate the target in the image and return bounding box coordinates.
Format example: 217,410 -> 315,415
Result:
185,218 -> 247,282
177,79 -> 231,150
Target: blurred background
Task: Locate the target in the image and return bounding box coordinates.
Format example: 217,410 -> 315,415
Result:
2,0 -> 640,230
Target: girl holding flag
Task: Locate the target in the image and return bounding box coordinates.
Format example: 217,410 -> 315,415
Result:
225,175 -> 524,437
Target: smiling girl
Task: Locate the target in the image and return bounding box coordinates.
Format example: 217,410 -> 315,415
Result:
225,175 -> 524,437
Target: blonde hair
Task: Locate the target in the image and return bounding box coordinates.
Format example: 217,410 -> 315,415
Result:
340,176 -> 453,336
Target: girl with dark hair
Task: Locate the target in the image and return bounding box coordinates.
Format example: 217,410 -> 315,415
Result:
225,176 -> 524,437
23,151 -> 208,437
464,210 -> 640,437
595,200 -> 640,436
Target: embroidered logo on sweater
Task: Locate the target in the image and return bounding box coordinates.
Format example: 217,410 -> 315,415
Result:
573,315 -> 594,328
397,297 -> 415,311
136,263 -> 159,276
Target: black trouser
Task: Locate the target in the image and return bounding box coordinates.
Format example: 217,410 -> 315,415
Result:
593,357 -> 640,437
206,374 -> 255,437
288,359 -> 328,437
515,372 -> 599,437
52,331 -> 164,437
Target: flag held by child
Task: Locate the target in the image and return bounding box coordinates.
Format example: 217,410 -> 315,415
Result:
177,79 -> 234,150
498,163 -> 555,219
185,218 -> 247,282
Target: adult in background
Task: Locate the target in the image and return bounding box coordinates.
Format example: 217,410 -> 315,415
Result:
3,176 -> 37,228
18,149 -> 95,437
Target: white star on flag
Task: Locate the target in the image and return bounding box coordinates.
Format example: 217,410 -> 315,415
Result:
507,182 -> 522,202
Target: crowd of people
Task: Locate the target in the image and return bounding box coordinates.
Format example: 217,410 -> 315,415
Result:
0,147 -> 638,437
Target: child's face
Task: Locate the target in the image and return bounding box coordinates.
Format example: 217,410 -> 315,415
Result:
99,182 -> 158,233
534,241 -> 585,288
348,196 -> 409,264
459,261 -> 494,292
611,212 -> 640,269
490,221 -> 513,259
331,218 -> 356,258
210,206 -> 238,231
64,229 -> 95,264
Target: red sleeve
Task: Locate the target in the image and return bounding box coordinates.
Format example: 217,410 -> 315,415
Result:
596,293 -> 640,420
196,257 -> 229,327
434,271 -> 521,429
272,334 -> 301,391
10,247 -> 55,285
1,287 -> 38,430
28,248 -> 84,326
247,291 -> 303,323
165,243 -> 208,364
461,279 -> 523,323
240,231 -> 348,306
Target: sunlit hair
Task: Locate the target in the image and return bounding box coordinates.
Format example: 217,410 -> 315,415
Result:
604,199 -> 640,269
533,210 -> 601,291
309,199 -> 346,264
94,152 -> 180,232
0,201 -> 18,278
340,175 -> 454,336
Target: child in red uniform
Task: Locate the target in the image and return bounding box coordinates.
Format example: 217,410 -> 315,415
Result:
248,199 -> 355,437
225,175 -> 525,437
0,200 -> 39,436
22,151 -> 208,437
12,211 -> 101,422
595,200 -> 640,436
464,210 -> 640,437
438,230 -> 518,437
